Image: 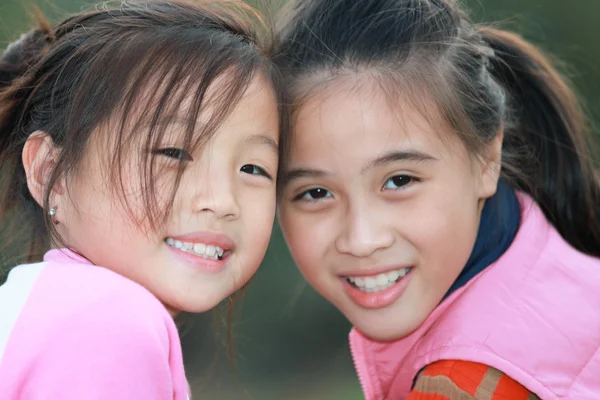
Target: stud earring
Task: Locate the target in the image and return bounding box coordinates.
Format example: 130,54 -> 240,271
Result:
49,206 -> 59,224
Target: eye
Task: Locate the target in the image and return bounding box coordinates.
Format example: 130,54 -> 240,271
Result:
241,164 -> 272,180
153,148 -> 193,161
294,187 -> 333,201
382,175 -> 415,190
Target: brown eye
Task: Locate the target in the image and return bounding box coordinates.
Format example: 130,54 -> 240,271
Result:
383,175 -> 414,190
153,148 -> 193,161
241,164 -> 272,180
294,188 -> 332,201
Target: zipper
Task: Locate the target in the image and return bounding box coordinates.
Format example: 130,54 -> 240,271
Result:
349,329 -> 381,400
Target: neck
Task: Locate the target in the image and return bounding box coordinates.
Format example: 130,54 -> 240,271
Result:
444,180 -> 521,299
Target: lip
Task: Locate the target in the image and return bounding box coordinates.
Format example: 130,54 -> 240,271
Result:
166,231 -> 235,273
339,264 -> 411,278
167,231 -> 235,251
341,267 -> 413,309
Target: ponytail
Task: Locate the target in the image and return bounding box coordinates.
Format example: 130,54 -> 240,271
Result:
0,18 -> 55,264
0,24 -> 53,87
480,27 -> 600,257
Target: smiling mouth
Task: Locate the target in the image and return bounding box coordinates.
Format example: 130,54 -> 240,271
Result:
164,238 -> 230,261
344,267 -> 412,293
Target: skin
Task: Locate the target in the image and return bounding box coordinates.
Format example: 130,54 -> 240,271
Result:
22,75 -> 280,315
279,78 -> 502,340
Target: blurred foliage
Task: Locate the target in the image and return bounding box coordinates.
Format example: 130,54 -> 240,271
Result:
0,0 -> 598,398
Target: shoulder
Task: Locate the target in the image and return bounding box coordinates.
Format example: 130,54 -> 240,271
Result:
5,259 -> 176,350
408,360 -> 539,400
0,261 -> 182,394
0,259 -> 187,398
37,259 -> 168,317
439,195 -> 600,332
514,193 -> 600,273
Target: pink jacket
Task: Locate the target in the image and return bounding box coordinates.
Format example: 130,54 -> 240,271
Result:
350,194 -> 600,399
0,249 -> 190,399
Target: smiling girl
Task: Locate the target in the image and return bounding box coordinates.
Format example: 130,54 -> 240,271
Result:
0,1 -> 283,398
275,0 -> 600,398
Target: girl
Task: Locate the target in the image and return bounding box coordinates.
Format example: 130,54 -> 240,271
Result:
0,1 -> 283,398
275,0 -> 600,398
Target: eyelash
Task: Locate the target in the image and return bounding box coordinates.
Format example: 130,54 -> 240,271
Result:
293,188 -> 332,202
382,174 -> 418,191
241,164 -> 272,180
153,149 -> 272,180
153,147 -> 193,162
293,174 -> 419,202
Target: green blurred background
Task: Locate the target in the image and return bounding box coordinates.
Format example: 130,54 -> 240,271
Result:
1,0 -> 598,398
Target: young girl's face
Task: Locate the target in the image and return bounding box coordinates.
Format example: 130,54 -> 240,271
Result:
279,79 -> 500,340
55,76 -> 279,314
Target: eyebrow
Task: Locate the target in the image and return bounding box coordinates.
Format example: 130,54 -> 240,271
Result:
147,117 -> 278,152
284,150 -> 436,185
245,134 -> 279,155
283,168 -> 327,184
362,150 -> 437,173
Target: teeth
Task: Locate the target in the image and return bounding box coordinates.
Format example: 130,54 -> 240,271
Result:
347,268 -> 411,293
206,245 -> 216,257
376,274 -> 388,286
193,243 -> 206,254
165,238 -> 225,260
364,277 -> 376,289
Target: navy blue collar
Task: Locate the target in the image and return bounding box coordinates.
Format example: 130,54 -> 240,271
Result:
444,180 -> 520,299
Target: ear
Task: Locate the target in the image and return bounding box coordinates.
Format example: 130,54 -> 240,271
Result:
477,125 -> 503,199
22,131 -> 64,209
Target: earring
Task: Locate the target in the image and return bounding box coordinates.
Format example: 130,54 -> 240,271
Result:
49,206 -> 59,224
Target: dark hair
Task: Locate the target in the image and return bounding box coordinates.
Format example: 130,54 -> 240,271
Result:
0,0 -> 286,264
274,0 -> 600,257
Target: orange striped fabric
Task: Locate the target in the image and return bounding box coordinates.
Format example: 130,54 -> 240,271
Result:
406,360 -> 540,400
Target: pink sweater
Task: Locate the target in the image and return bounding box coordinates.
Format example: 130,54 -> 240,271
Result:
0,249 -> 189,399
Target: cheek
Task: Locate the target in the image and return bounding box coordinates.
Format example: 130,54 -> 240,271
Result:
63,167 -> 110,230
64,135 -> 155,234
245,191 -> 277,257
408,191 -> 480,281
279,208 -> 326,280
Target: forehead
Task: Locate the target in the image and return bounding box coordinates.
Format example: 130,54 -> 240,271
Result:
97,72 -> 278,142
216,74 -> 279,131
291,78 -> 456,166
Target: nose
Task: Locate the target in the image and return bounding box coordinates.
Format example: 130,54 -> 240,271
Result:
335,201 -> 395,258
190,166 -> 240,220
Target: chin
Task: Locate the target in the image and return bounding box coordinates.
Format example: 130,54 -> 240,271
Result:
353,316 -> 423,342
357,326 -> 405,342
165,295 -> 222,315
